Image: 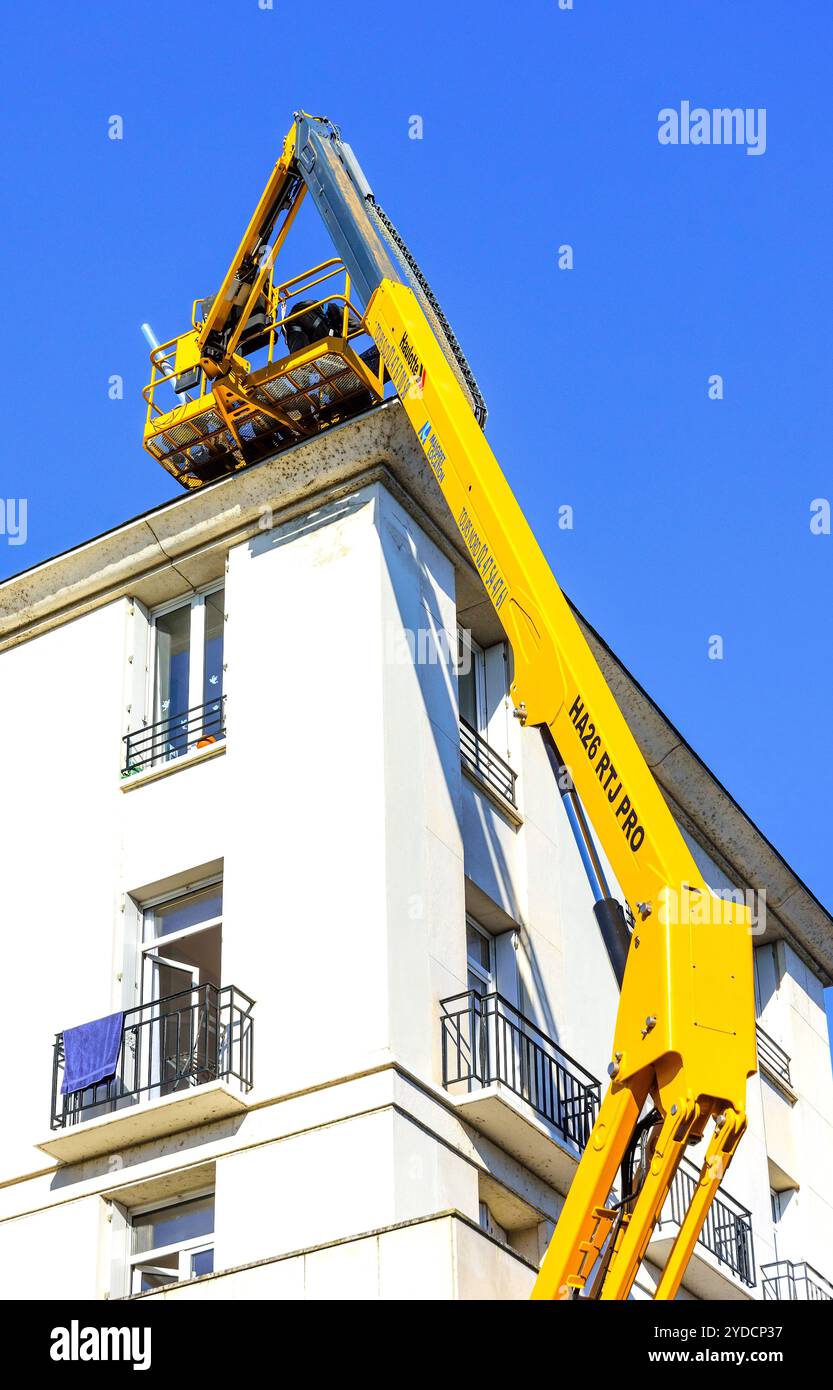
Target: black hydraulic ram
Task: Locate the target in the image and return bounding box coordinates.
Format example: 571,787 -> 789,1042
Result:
540,726 -> 632,987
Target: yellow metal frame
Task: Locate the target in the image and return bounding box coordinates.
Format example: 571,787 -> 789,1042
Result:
198,124 -> 302,373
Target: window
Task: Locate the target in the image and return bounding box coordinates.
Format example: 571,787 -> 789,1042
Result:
129,1192 -> 215,1293
140,881 -> 223,1095
141,881 -> 223,999
456,628 -> 518,805
467,917 -> 494,997
149,584 -> 225,764
457,627 -> 487,735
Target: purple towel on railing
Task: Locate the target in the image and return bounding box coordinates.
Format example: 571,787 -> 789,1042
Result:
60,1011 -> 124,1095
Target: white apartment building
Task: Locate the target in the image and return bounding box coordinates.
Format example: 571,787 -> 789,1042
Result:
0,399 -> 831,1301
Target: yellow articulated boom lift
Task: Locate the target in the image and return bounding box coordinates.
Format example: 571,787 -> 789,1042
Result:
142,114 -> 756,1300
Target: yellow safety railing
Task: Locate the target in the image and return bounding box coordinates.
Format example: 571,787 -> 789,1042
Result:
145,259 -> 369,425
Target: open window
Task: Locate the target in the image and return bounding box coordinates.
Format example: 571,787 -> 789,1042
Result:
142,882 -> 222,994
128,1191 -> 215,1293
140,882 -> 223,1097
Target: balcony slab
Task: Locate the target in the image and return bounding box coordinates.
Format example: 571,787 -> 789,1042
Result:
648,1225 -> 754,1301
445,1083 -> 585,1194
37,1080 -> 249,1165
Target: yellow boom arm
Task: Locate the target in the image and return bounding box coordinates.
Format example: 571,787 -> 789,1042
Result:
142,115 -> 757,1300
366,277 -> 755,1299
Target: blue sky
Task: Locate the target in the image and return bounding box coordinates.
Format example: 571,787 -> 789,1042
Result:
1,2 -> 831,1041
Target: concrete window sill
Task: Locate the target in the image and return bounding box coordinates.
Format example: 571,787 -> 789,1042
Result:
120,739 -> 226,791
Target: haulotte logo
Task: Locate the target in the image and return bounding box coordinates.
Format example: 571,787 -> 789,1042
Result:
658,101 -> 767,156
50,1321 -> 151,1371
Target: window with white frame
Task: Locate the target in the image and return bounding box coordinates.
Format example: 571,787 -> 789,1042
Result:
139,880 -> 223,1096
456,627 -> 518,805
141,880 -> 223,1003
149,584 -> 225,764
128,1192 -> 215,1293
466,917 -> 495,997
466,918 -> 497,1085
457,627 -> 487,736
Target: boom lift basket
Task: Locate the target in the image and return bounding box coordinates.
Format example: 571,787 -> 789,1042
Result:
143,259 -> 384,488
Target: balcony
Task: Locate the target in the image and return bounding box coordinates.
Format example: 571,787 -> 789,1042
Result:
651,1158 -> 756,1296
40,984 -> 253,1163
440,991 -> 601,1188
460,718 -> 517,808
122,696 -> 226,777
761,1259 -> 833,1301
440,993 -> 758,1293
756,1023 -> 793,1091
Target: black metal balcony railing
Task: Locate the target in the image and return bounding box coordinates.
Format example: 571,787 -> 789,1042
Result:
756,1023 -> 792,1089
51,984 -> 254,1130
441,991 -> 601,1148
662,1160 -> 756,1287
460,718 -> 517,806
442,992 -> 757,1288
761,1259 -> 833,1301
122,696 -> 226,776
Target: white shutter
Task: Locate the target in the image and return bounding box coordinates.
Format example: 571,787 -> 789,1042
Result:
124,598 -> 151,735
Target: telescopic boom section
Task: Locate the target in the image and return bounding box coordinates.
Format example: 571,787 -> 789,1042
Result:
146,113 -> 757,1299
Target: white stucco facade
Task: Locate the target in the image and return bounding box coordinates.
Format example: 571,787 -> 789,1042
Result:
0,402 -> 831,1302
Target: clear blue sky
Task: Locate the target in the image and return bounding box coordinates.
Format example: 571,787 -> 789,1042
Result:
1,3 -> 831,1041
